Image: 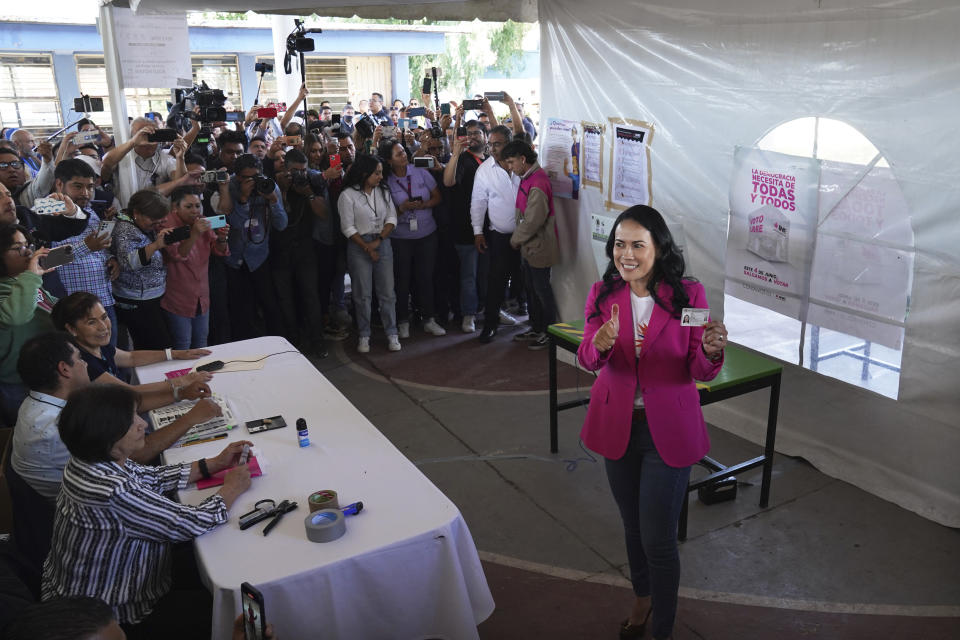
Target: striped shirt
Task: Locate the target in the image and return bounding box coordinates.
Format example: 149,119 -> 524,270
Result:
41,457 -> 228,624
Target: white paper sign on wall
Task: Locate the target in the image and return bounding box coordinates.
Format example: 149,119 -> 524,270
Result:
111,6 -> 193,89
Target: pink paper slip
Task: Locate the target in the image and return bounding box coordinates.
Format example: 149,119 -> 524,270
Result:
196,456 -> 262,489
165,368 -> 193,379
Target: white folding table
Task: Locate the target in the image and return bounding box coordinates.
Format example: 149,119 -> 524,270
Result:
137,336 -> 494,639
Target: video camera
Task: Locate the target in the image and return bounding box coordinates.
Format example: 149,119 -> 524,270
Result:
284,19 -> 323,83
354,114 -> 375,140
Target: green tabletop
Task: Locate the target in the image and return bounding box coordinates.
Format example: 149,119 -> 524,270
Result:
548,320 -> 782,392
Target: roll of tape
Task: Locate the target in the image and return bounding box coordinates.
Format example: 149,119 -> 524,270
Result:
304,509 -> 346,543
308,490 -> 339,513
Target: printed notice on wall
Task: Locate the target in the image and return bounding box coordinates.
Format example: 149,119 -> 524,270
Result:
111,7 -> 192,89
543,118 -> 580,200
607,120 -> 654,210
724,146 -> 820,319
581,122 -> 604,188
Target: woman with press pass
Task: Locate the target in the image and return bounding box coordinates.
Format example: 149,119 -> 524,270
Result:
577,205 -> 728,640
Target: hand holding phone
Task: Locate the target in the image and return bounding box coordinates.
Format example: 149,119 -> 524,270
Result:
241,582 -> 267,640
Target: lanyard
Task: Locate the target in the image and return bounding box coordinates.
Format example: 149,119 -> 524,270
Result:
404,175 -> 413,199
363,189 -> 380,228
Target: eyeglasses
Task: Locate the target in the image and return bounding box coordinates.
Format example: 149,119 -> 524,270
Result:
7,243 -> 35,256
0,161 -> 24,170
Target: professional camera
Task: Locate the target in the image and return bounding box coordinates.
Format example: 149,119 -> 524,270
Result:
255,62 -> 273,74
284,19 -> 323,82
254,175 -> 276,195
354,114 -> 375,139
168,82 -> 228,133
289,169 -> 310,188
429,123 -> 444,139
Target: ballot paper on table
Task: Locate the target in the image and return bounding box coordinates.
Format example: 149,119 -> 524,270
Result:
680,308 -> 710,327
149,393 -> 236,447
192,356 -> 267,374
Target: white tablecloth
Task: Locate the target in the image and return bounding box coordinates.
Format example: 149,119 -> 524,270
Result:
137,337 -> 494,639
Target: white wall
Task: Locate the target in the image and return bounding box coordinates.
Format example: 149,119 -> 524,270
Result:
539,0 -> 960,526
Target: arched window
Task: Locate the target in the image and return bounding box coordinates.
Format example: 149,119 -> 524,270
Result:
724,117 -> 913,399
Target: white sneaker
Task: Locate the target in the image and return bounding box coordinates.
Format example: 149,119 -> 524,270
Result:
387,335 -> 401,352
357,337 -> 370,353
424,318 -> 446,336
398,322 -> 410,339
461,315 -> 476,333
499,309 -> 518,325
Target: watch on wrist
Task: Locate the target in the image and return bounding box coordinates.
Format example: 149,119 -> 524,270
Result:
198,458 -> 211,479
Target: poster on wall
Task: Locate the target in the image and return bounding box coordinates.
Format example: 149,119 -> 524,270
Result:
543,118 -> 580,199
723,146 -> 820,319
606,119 -> 654,210
111,7 -> 192,89
581,122 -> 604,188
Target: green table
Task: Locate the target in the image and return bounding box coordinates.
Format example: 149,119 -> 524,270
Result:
547,320 -> 783,540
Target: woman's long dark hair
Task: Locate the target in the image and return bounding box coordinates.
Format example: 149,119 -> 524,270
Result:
377,140 -> 411,177
589,205 -> 694,321
342,153 -> 388,193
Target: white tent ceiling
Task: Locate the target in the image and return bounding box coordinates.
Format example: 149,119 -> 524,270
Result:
125,0 -> 537,22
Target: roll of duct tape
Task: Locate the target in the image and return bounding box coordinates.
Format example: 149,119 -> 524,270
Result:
304,509 -> 346,543
308,490 -> 339,513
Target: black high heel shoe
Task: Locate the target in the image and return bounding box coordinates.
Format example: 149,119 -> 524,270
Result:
618,607 -> 652,639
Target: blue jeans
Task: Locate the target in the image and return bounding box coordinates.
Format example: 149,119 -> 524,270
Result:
347,236 -> 397,338
163,309 -> 210,350
605,416 -> 691,639
454,243 -> 478,316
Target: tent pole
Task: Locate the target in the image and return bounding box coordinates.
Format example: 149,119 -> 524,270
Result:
97,2 -> 136,207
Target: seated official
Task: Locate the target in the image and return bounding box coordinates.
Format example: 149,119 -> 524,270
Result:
0,224 -> 56,425
11,331 -> 222,500
41,385 -> 252,634
51,291 -> 208,383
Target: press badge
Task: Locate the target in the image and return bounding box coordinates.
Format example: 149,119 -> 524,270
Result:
409,217 -> 418,232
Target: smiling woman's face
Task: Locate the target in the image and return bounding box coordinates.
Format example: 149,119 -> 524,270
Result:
612,219 -> 657,290
68,302 -> 112,351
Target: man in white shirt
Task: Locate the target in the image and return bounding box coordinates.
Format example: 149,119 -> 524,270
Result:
472,125 -> 522,343
11,332 -> 219,500
99,117 -> 179,206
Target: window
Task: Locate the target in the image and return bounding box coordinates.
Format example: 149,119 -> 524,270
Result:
725,117 -> 913,399
192,55 -> 242,107
75,54 -> 242,129
0,54 -> 62,135
255,56 -> 349,112
76,55 -> 170,129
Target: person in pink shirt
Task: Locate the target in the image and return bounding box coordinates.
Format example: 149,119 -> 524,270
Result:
161,186 -> 229,348
578,205 -> 728,640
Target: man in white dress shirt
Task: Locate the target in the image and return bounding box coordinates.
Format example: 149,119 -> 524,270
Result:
472,125 -> 523,343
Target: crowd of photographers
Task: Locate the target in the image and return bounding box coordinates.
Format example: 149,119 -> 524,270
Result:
0,77 -> 554,636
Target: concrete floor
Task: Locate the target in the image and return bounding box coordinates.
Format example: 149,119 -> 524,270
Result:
309,331 -> 960,639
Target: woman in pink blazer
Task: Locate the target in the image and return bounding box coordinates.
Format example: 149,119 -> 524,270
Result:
577,205 -> 727,640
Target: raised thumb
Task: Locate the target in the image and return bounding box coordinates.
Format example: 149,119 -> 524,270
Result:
610,303 -> 620,325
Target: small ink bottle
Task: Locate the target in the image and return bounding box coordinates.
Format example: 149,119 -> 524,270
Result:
297,418 -> 310,447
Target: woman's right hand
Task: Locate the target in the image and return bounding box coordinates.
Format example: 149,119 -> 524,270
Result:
27,248 -> 51,276
222,464 -> 252,495
592,303 -> 620,353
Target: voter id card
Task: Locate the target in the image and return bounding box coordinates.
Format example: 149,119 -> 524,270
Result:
680,308 -> 710,327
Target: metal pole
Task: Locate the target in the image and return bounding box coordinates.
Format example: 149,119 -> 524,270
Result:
97,3 -> 136,207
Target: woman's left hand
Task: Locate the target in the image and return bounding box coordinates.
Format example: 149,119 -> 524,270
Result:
181,370 -> 214,386
209,439 -> 254,473
174,348 -> 213,360
701,320 -> 728,358
179,380 -> 212,401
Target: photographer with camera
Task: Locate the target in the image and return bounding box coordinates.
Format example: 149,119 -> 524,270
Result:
271,149 -> 332,356
224,154 -> 287,341
441,116 -> 489,333
100,118 -> 182,205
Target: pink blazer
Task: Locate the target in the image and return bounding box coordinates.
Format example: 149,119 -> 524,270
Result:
577,279 -> 724,467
